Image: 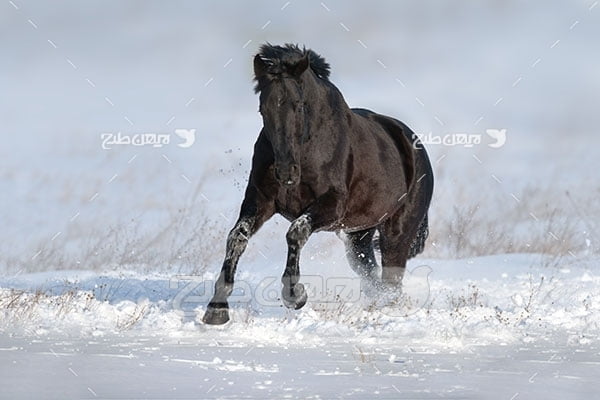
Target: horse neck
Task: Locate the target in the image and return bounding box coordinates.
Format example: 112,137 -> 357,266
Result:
304,75 -> 350,131
301,79 -> 351,161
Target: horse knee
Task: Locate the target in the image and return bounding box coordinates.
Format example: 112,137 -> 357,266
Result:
225,220 -> 253,258
286,215 -> 311,249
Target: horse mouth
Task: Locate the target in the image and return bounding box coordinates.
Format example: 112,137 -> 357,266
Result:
274,163 -> 301,186
280,177 -> 300,187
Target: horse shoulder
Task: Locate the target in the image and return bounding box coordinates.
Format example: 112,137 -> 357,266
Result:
246,129 -> 278,199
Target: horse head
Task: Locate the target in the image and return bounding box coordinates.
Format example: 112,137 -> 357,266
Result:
253,48 -> 313,186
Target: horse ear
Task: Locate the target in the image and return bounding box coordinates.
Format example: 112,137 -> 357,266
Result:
292,53 -> 310,77
254,54 -> 268,78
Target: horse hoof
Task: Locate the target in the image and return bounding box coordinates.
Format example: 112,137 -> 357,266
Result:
282,283 -> 308,310
202,305 -> 230,325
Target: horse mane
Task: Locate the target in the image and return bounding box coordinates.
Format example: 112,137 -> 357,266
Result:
253,43 -> 331,93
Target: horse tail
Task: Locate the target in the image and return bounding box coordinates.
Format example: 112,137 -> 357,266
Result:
407,213 -> 428,259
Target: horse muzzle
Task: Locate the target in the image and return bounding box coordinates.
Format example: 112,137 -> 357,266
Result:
274,163 -> 301,186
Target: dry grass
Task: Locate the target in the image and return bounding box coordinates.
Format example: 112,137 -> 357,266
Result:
10,179 -> 230,275
4,175 -> 599,276
0,287 -> 95,326
116,302 -> 148,331
0,286 -> 151,332
423,183 -> 598,262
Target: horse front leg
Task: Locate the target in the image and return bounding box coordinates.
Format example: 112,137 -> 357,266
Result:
202,217 -> 254,324
281,190 -> 344,310
281,215 -> 312,309
203,196 -> 274,325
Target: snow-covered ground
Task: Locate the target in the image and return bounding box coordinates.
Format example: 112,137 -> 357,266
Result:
2,0 -> 600,398
1,333 -> 598,399
2,253 -> 599,398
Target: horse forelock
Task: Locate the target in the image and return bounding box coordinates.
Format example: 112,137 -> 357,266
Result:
254,43 -> 331,93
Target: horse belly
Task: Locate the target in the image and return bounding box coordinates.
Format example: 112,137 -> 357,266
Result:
342,151 -> 407,231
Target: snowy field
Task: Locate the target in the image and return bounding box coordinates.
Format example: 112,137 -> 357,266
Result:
2,253 -> 600,399
2,0 -> 600,399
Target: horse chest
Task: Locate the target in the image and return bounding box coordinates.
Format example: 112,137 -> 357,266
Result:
274,184 -> 317,220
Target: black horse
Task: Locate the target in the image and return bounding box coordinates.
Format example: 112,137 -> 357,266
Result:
203,44 -> 433,325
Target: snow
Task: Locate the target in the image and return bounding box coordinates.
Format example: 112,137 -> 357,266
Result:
1,254 -> 599,398
1,335 -> 599,399
2,253 -> 599,347
2,0 -> 600,398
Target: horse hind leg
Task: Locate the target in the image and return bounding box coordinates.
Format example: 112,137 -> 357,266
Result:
342,228 -> 379,282
378,233 -> 410,285
378,216 -> 414,285
379,211 -> 429,285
